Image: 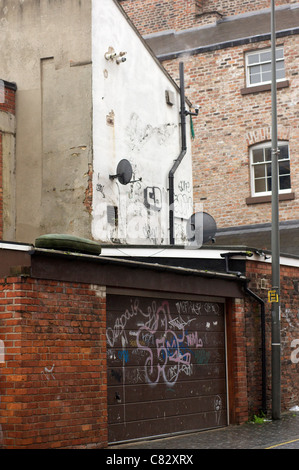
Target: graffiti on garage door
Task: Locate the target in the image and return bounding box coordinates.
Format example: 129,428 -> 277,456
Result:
107,296 -> 223,388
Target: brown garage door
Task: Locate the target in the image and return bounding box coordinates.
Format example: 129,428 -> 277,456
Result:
107,292 -> 227,443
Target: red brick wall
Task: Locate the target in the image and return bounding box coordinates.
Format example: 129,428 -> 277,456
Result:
120,2 -> 299,232
161,34 -> 299,230
0,83 -> 16,116
120,0 -> 199,34
1,259 -> 299,442
227,297 -> 249,424
120,0 -> 291,34
245,260 -> 299,416
0,276 -> 107,449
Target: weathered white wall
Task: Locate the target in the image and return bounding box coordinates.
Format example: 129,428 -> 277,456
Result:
0,0 -> 193,246
0,0 -> 92,243
92,0 -> 193,245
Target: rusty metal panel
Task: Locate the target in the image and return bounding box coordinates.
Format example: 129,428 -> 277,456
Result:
107,294 -> 227,443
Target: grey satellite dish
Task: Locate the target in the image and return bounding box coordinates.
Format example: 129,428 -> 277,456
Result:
109,159 -> 142,185
187,212 -> 217,245
109,159 -> 133,185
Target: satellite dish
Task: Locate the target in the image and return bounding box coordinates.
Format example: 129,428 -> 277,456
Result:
109,159 -> 133,185
109,159 -> 142,185
186,212 -> 217,245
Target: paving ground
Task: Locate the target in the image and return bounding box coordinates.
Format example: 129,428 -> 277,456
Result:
108,412 -> 299,450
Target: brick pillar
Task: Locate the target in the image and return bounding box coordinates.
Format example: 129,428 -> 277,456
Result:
0,276 -> 108,449
227,297 -> 249,424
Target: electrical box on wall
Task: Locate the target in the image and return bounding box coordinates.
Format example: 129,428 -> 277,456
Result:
165,89 -> 175,106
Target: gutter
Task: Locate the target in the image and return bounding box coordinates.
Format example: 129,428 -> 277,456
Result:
221,251 -> 267,415
31,247 -> 245,281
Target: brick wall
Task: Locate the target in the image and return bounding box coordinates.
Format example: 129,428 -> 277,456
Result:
227,297 -> 249,424
161,33 -> 299,230
0,83 -> 16,116
1,257 -> 299,442
120,0 -> 199,34
0,276 -> 107,449
119,0 -> 293,34
245,260 -> 299,417
120,1 -> 299,232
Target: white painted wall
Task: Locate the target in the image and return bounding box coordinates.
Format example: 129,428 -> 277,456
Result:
92,0 -> 193,245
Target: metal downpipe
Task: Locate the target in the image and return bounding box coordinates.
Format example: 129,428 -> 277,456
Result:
169,62 -> 187,245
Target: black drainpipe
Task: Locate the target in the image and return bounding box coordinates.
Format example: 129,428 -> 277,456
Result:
221,252 -> 267,415
244,281 -> 267,415
169,62 -> 187,245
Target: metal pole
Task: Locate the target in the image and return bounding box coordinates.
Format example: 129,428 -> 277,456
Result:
271,0 -> 281,420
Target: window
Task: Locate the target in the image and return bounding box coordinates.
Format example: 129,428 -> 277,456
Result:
250,142 -> 291,197
245,47 -> 285,87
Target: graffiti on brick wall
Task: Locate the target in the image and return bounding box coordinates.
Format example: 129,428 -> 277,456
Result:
41,364 -> 56,382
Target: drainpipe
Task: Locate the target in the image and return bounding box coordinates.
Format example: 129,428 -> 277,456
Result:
169,62 -> 198,245
221,252 -> 267,415
169,62 -> 187,245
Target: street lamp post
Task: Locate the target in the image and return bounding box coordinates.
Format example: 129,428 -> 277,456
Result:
271,0 -> 281,421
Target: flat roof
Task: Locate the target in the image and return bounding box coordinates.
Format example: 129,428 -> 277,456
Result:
0,240 -> 246,281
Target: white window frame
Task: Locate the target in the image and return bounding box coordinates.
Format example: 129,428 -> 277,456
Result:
250,141 -> 291,197
245,46 -> 285,87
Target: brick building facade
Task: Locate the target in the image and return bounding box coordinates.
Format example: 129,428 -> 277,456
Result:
120,0 -> 299,255
119,0 -> 295,34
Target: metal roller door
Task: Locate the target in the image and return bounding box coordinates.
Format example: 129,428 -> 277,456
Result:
107,292 -> 227,443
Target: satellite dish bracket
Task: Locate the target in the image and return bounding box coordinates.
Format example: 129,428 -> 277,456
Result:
109,173 -> 142,184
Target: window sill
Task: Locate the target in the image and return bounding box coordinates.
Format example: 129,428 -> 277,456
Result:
246,192 -> 295,205
241,80 -> 289,95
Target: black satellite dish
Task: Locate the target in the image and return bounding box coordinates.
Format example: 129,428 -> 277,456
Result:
109,159 -> 142,185
109,159 -> 133,185
186,212 -> 217,245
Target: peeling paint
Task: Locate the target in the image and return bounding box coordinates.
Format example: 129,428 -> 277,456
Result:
106,110 -> 115,126
83,163 -> 93,214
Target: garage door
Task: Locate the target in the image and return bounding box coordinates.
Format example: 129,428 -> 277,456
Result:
107,292 -> 227,443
